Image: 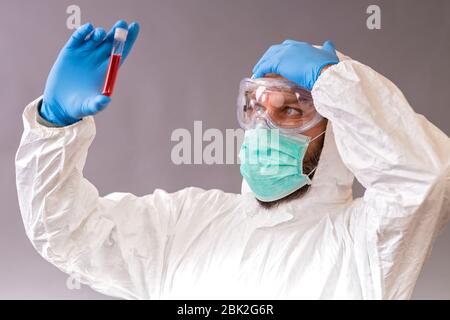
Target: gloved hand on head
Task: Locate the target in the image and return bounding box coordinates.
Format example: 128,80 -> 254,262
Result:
40,20 -> 140,126
252,40 -> 339,91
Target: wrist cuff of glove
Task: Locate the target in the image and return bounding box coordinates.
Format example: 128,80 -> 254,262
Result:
39,100 -> 80,127
312,61 -> 339,89
36,100 -> 64,128
318,60 -> 338,75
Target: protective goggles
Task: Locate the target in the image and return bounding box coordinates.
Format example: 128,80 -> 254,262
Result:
237,77 -> 323,135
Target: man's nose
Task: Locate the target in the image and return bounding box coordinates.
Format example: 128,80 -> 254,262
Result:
259,92 -> 284,110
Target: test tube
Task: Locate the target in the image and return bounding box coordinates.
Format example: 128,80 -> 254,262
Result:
102,28 -> 128,97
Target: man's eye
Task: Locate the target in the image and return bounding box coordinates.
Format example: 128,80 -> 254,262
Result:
285,107 -> 303,116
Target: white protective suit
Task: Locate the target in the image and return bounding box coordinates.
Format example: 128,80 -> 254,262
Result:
16,53 -> 450,299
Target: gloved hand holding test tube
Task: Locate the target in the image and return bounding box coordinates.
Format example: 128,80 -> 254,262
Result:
39,20 -> 139,126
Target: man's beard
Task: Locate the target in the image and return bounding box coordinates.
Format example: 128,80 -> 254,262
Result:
256,135 -> 325,210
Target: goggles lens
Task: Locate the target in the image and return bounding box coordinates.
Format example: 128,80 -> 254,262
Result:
237,78 -> 323,134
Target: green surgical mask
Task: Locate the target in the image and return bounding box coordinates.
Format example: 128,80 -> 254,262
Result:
239,128 -> 324,202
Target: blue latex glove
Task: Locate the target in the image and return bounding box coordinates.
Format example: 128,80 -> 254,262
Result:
40,20 -> 140,126
252,40 -> 339,91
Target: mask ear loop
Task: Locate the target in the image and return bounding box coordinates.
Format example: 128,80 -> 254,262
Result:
310,129 -> 326,142
305,129 -> 327,179
307,166 -> 318,177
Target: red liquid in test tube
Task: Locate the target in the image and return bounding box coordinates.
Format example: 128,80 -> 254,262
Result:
102,54 -> 122,96
102,28 -> 128,97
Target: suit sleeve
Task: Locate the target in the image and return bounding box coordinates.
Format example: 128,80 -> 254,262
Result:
312,60 -> 450,299
15,98 -> 186,299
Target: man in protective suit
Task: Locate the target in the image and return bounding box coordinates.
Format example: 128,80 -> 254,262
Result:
16,20 -> 450,299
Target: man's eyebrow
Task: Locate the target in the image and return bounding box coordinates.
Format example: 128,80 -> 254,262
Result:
283,95 -> 298,103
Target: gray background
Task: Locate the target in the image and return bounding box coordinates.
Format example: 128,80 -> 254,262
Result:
0,0 -> 449,299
